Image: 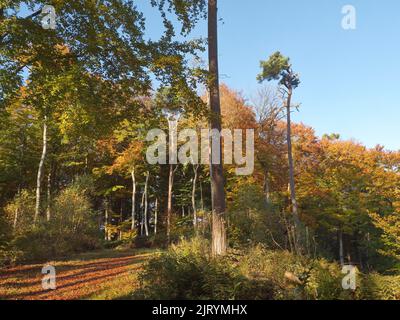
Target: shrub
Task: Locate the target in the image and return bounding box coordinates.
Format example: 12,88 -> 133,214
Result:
3,189 -> 35,235
360,273 -> 400,300
227,184 -> 285,249
133,238 -> 275,300
238,245 -> 356,300
5,181 -> 101,263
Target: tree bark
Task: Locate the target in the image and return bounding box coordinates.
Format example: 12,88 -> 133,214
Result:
34,116 -> 47,223
208,0 -> 226,256
286,92 -> 301,253
140,185 -> 145,236
263,169 -> 271,204
104,199 -> 109,241
119,202 -> 123,241
154,197 -> 158,235
13,207 -> 19,231
167,164 -> 175,244
143,171 -> 149,237
131,168 -> 136,230
200,181 -> 204,211
339,229 -> 344,266
46,171 -> 51,221
192,164 -> 199,227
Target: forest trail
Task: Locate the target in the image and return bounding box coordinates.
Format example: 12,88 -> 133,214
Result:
0,249 -> 155,300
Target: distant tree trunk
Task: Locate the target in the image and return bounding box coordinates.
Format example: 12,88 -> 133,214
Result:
200,181 -> 204,211
13,187 -> 21,231
208,0 -> 226,256
192,164 -> 199,227
46,172 -> 51,221
119,202 -> 123,241
286,91 -> 302,253
104,199 -> 109,241
143,171 -> 149,237
263,169 -> 271,204
339,229 -> 344,266
182,206 -> 185,217
34,116 -> 47,223
167,164 -> 175,244
131,168 -> 136,230
154,197 -> 158,235
305,225 -> 310,255
140,186 -> 145,236
13,207 -> 19,230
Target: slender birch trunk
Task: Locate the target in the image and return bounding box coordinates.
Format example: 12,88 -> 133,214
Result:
46,171 -> 51,221
131,168 -> 136,230
167,164 -> 175,244
34,116 -> 47,223
119,201 -> 123,240
200,181 -> 204,211
263,169 -> 271,204
192,164 -> 199,227
104,199 -> 109,241
13,207 -> 19,230
144,171 -> 149,237
339,229 -> 344,266
154,197 -> 158,235
140,187 -> 145,236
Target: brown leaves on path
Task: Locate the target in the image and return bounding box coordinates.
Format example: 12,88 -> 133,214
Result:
0,249 -> 154,300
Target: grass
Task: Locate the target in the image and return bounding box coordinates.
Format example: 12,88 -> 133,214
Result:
0,248 -> 159,300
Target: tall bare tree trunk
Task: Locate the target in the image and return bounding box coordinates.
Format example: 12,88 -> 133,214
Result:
192,164 -> 199,227
286,92 -> 301,253
339,229 -> 344,266
34,116 -> 47,223
263,169 -> 271,204
208,0 -> 226,256
104,199 -> 109,241
46,172 -> 51,221
144,171 -> 149,237
119,202 -> 123,241
200,181 -> 204,211
167,164 -> 175,244
154,197 -> 158,235
13,207 -> 19,230
140,186 -> 145,236
131,168 -> 136,230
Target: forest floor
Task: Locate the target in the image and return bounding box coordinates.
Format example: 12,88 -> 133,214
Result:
0,248 -> 157,300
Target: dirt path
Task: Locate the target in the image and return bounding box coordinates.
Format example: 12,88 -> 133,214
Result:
0,249 -> 154,300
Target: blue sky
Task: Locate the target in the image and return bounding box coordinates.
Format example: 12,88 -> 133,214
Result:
139,0 -> 400,151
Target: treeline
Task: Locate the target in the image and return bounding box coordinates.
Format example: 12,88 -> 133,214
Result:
1,82 -> 399,271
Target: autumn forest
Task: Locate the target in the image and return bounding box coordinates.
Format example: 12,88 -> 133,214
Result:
0,1 -> 399,301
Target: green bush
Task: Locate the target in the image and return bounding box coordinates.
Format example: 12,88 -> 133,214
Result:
227,184 -> 285,249
238,245 -> 356,300
133,238 -> 275,300
3,181 -> 101,264
3,189 -> 35,236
